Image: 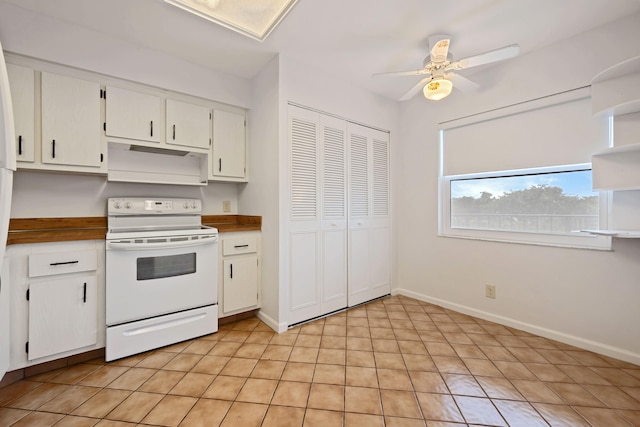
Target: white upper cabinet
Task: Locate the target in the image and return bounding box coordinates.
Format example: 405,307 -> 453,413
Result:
41,72 -> 101,168
6,64 -> 35,163
166,99 -> 211,150
211,109 -> 246,180
105,86 -> 163,143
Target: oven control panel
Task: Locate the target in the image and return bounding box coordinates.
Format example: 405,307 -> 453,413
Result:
108,198 -> 202,215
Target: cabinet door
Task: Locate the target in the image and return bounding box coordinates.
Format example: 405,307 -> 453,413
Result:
6,64 -> 35,163
105,86 -> 162,143
166,99 -> 210,150
212,110 -> 246,179
41,72 -> 101,167
28,275 -> 98,360
223,257 -> 258,313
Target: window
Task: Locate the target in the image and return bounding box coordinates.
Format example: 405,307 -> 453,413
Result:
450,167 -> 598,233
439,88 -> 611,250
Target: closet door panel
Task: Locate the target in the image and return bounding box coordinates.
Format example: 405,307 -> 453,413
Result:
348,225 -> 371,306
321,227 -> 347,312
320,115 -> 348,312
289,231 -> 320,324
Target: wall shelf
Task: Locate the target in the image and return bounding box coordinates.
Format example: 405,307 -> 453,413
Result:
592,142 -> 640,191
591,56 -> 640,117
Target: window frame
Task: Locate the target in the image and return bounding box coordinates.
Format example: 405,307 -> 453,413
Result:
439,157 -> 612,250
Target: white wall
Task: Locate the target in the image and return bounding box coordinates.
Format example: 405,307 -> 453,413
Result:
0,3 -> 253,218
396,13 -> 640,363
11,171 -> 238,217
239,56 -> 281,329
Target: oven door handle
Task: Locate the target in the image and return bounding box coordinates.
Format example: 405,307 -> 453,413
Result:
107,238 -> 217,251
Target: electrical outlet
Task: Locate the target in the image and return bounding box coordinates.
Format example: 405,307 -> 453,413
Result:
485,284 -> 496,299
223,200 -> 231,213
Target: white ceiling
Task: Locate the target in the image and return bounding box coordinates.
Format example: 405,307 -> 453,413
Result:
3,0 -> 640,101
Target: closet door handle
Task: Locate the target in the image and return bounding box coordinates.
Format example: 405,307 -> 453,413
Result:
172,124 -> 176,140
150,121 -> 154,137
83,282 -> 87,303
52,140 -> 56,158
18,135 -> 22,155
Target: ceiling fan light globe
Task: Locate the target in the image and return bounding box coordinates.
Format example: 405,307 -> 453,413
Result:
423,78 -> 453,101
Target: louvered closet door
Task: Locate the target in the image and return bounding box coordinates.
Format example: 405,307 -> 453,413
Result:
347,123 -> 391,307
320,115 -> 348,314
288,106 -> 321,325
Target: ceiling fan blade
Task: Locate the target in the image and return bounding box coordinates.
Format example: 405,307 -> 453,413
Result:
373,69 -> 430,78
447,73 -> 479,92
399,77 -> 432,101
428,34 -> 450,63
450,44 -> 520,70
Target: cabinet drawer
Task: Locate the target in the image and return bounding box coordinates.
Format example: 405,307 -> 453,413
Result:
29,250 -> 98,278
222,236 -> 258,256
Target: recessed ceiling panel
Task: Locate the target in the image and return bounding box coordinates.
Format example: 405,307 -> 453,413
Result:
164,0 -> 298,41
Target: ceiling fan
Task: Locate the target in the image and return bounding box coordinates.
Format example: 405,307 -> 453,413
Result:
375,35 -> 520,101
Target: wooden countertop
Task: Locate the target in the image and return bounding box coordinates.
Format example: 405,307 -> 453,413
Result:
8,215 -> 261,245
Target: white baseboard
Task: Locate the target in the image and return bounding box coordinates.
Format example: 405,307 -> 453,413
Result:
257,310 -> 288,333
394,288 -> 640,366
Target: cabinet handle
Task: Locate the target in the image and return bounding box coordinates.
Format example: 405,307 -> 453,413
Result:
234,244 -> 249,248
150,121 -> 153,137
50,260 -> 79,266
219,158 -> 222,172
230,263 -> 233,279
52,140 -> 56,158
83,282 -> 87,303
172,124 -> 176,140
18,135 -> 22,155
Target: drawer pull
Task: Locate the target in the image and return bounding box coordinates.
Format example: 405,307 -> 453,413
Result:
83,282 -> 87,303
234,244 -> 249,248
49,260 -> 79,266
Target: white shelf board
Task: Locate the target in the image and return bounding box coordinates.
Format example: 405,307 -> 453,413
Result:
591,56 -> 640,117
582,230 -> 640,238
593,142 -> 640,156
592,56 -> 640,84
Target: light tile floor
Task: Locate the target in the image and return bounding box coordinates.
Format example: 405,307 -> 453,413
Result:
1,295 -> 639,426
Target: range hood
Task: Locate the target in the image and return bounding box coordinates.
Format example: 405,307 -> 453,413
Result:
107,141 -> 208,186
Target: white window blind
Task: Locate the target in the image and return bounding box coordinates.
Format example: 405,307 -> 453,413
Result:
441,88 -> 609,176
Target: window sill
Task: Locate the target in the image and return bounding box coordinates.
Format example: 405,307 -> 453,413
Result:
439,229 -> 613,251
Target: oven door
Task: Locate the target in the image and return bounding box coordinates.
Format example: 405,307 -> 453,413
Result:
106,235 -> 218,326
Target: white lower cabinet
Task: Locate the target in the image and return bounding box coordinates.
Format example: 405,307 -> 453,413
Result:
6,241 -> 105,370
28,275 -> 97,360
219,232 -> 260,317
